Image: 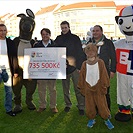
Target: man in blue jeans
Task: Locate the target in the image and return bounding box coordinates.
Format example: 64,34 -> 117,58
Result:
0,24 -> 18,116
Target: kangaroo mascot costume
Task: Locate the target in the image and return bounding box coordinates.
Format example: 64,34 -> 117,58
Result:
114,5 -> 133,122
13,9 -> 37,113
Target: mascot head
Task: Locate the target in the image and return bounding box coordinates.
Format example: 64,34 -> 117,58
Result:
86,27 -> 93,42
17,9 -> 35,41
115,5 -> 133,40
84,43 -> 99,65
84,43 -> 97,58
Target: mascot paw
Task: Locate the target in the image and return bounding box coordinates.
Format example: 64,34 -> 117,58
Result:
13,105 -> 22,114
115,112 -> 131,122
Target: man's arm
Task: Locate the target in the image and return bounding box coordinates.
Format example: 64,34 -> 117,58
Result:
109,40 -> 116,75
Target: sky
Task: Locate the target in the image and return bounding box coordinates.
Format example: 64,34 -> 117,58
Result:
0,0 -> 132,16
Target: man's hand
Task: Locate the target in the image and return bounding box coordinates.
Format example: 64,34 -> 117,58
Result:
77,69 -> 80,73
14,73 -> 18,78
110,72 -> 115,78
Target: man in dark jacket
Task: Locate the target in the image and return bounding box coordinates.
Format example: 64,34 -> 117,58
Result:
88,25 -> 116,111
0,24 -> 18,116
34,28 -> 58,113
55,21 -> 86,115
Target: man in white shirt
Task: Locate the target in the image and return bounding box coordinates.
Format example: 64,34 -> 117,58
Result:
0,24 -> 18,116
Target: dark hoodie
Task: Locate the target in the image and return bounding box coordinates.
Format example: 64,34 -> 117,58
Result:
55,30 -> 86,75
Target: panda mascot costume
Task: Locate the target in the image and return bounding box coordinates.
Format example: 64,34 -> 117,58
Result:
114,5 -> 133,122
13,9 -> 37,113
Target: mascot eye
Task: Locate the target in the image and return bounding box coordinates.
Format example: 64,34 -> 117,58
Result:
118,19 -> 123,25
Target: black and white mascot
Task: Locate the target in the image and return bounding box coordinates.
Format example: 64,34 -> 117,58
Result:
13,9 -> 37,113
114,5 -> 133,122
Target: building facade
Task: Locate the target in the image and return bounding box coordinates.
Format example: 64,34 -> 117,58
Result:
0,1 -> 129,40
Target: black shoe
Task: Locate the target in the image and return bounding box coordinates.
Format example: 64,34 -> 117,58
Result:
28,107 -> 36,110
14,109 -> 22,114
64,107 -> 70,112
27,102 -> 36,110
79,109 -> 85,116
115,112 -> 131,122
13,105 -> 22,114
6,111 -> 16,116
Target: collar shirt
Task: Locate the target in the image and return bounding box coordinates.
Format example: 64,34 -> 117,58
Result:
0,39 -> 12,86
0,39 -> 10,69
42,40 -> 51,47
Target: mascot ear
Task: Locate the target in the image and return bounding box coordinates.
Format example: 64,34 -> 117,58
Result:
115,16 -> 119,24
26,9 -> 35,19
17,13 -> 26,18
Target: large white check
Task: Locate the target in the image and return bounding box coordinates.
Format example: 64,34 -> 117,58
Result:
23,48 -> 66,79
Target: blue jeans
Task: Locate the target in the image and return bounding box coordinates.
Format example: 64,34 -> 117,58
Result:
4,85 -> 12,112
3,68 -> 13,112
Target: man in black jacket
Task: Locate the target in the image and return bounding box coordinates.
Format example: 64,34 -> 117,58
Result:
55,21 -> 86,115
88,25 -> 116,111
34,28 -> 58,113
0,24 -> 18,116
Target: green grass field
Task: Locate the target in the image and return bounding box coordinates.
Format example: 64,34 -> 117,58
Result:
0,77 -> 133,133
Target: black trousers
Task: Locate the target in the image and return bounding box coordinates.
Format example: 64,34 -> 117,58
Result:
106,86 -> 111,111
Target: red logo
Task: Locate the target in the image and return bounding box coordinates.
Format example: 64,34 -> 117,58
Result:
116,49 -> 133,75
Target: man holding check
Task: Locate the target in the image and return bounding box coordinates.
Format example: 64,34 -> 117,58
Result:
34,28 -> 58,113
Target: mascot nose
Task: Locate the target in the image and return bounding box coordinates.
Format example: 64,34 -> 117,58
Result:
22,23 -> 33,32
126,26 -> 131,29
